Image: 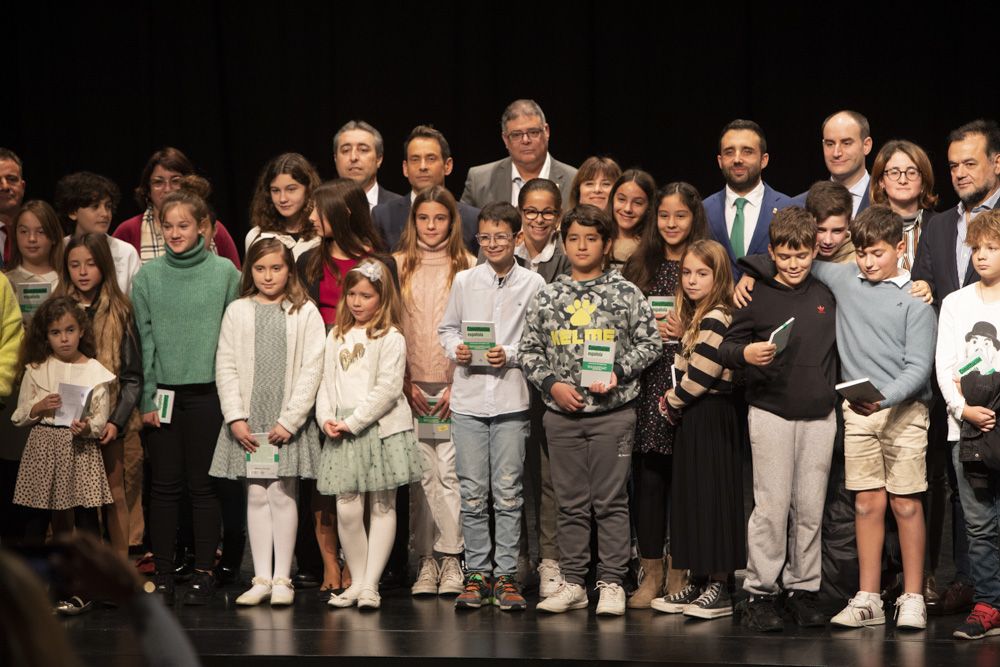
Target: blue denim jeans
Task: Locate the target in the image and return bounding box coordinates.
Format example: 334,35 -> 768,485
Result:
451,411 -> 528,576
953,444 -> 1000,606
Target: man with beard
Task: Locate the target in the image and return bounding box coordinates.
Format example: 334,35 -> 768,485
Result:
913,119 -> 1000,301
704,120 -> 791,279
0,149 -> 26,266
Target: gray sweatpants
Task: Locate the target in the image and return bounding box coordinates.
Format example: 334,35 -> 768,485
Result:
743,406 -> 836,596
544,406 -> 635,586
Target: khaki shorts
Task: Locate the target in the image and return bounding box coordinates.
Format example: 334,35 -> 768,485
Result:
842,399 -> 928,495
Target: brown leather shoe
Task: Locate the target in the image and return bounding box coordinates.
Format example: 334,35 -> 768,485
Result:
940,581 -> 975,616
923,574 -> 942,613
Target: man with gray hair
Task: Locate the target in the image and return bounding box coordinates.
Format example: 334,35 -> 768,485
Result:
334,120 -> 402,210
461,100 -> 577,207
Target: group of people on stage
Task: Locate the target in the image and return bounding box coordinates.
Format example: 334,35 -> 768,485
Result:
2,99 -> 1000,642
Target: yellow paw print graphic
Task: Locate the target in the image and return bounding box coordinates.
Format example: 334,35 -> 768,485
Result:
565,298 -> 597,326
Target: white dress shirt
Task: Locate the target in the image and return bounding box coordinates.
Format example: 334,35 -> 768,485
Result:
846,171 -> 871,217
511,153 -> 552,206
724,180 -> 765,256
438,262 -> 545,417
366,182 -> 381,210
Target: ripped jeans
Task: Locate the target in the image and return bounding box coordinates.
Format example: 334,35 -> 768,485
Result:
451,411 -> 528,576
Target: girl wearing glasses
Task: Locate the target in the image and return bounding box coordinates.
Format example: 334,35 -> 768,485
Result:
393,186 -> 474,598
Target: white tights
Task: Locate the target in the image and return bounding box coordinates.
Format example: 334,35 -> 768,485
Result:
246,477 -> 299,581
336,490 -> 396,594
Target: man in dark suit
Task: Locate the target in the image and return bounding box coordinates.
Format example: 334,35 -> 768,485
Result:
792,110 -> 874,216
911,119 -> 1000,617
461,99 -> 576,208
703,119 -> 790,279
333,120 -> 402,210
913,119 -> 1000,301
372,125 -> 479,254
0,148 -> 26,265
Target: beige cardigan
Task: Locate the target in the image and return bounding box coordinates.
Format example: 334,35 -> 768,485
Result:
215,298 -> 326,434
315,326 -> 413,438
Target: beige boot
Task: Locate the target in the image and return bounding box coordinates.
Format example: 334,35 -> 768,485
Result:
628,558 -> 665,608
664,554 -> 688,597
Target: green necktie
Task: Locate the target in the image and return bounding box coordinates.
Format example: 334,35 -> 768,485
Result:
732,197 -> 748,259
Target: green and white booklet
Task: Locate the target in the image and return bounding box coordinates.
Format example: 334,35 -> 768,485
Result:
581,339 -> 616,386
767,317 -> 795,354
15,282 -> 51,323
462,321 -> 495,366
648,295 -> 677,344
246,434 -> 279,479
417,392 -> 451,441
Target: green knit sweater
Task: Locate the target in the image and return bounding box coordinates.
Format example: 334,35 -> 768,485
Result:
132,238 -> 240,412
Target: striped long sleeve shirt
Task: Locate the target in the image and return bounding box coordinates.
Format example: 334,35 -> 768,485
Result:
666,308 -> 733,410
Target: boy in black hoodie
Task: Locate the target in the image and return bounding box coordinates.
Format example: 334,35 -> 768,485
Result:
718,207 -> 838,632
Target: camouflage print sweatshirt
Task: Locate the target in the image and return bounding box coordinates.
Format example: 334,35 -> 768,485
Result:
518,269 -> 662,413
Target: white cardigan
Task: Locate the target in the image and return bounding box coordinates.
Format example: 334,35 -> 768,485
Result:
315,326 -> 413,438
215,297 -> 326,434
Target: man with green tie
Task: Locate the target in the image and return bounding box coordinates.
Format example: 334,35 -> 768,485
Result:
702,120 -> 791,279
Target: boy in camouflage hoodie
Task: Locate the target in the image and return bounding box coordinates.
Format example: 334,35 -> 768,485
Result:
519,205 -> 661,615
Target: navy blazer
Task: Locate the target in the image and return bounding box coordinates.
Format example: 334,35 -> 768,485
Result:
376,185 -> 403,206
703,183 -> 791,279
372,193 -> 481,255
912,206 -> 979,306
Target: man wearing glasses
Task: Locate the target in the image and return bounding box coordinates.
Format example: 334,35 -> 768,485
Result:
0,149 -> 26,266
461,100 -> 577,208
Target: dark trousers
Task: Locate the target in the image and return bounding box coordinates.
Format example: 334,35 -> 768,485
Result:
147,384 -> 222,573
632,451 -> 672,559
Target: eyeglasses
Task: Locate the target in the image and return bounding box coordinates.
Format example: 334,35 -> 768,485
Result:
522,207 -> 559,222
475,233 -> 514,245
883,167 -> 920,182
150,176 -> 183,190
505,128 -> 544,142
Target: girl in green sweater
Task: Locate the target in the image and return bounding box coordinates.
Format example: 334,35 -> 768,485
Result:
131,176 -> 240,606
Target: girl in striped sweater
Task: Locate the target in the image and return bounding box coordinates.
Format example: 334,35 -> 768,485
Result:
653,239 -> 744,621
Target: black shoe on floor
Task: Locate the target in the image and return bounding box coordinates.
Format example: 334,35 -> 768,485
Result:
380,567 -> 408,591
742,595 -> 783,632
214,565 -> 239,587
173,549 -> 195,582
784,590 -> 827,627
293,572 -> 321,589
182,570 -> 216,606
154,573 -> 176,606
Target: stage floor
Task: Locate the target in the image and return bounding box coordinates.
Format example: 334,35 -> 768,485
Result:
66,584 -> 996,667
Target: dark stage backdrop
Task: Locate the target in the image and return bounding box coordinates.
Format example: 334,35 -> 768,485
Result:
6,1 -> 999,254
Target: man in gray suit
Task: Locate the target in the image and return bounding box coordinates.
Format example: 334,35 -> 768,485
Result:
461,100 -> 577,208
334,120 -> 402,210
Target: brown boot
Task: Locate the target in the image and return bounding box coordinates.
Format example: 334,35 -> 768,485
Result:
664,554 -> 688,597
628,558 -> 665,608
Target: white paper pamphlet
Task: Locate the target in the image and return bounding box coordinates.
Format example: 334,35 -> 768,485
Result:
55,382 -> 91,427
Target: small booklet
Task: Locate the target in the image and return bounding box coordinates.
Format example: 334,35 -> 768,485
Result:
835,378 -> 886,404
580,339 -> 616,387
462,321 -> 495,367
155,388 -> 176,424
15,282 -> 51,323
958,355 -> 994,377
55,382 -> 92,427
767,317 -> 795,355
417,392 -> 451,441
245,434 -> 279,479
648,296 -> 678,344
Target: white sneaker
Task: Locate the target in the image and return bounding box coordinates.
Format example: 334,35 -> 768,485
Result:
438,556 -> 465,595
411,557 -> 440,596
894,592 -> 927,630
270,577 -> 294,606
536,582 -> 588,613
235,577 -> 271,606
538,559 -> 564,598
830,591 -> 885,628
595,581 -> 625,616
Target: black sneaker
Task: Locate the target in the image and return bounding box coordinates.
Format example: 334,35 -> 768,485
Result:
173,548 -> 195,582
651,583 -> 703,613
154,573 -> 176,606
683,581 -> 733,619
742,595 -> 783,632
784,590 -> 827,627
182,570 -> 216,606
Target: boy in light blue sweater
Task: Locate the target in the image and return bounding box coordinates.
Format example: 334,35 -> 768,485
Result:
804,206 -> 936,631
